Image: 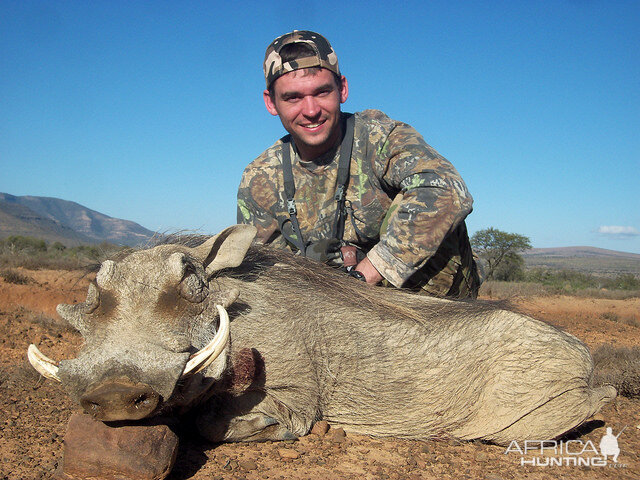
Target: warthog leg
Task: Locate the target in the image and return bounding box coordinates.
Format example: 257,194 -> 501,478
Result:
198,411 -> 297,442
478,384 -> 617,445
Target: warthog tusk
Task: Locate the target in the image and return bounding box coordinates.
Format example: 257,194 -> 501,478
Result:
181,304 -> 230,377
27,344 -> 61,382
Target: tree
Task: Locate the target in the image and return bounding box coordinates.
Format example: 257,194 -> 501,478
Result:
471,227 -> 532,281
492,252 -> 526,281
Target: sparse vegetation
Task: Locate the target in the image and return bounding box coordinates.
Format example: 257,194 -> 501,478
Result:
523,254 -> 640,277
524,268 -> 640,292
0,269 -> 32,285
479,261 -> 640,299
12,305 -> 78,335
470,226 -> 640,298
0,235 -> 127,270
600,311 -> 620,322
592,344 -> 640,397
481,279 -> 640,300
479,281 -> 548,299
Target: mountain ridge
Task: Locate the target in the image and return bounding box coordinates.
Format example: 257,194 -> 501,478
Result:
523,246 -> 640,259
1,193 -> 638,261
0,192 -> 154,246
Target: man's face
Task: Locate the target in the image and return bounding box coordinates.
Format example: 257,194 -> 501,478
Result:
264,68 -> 348,161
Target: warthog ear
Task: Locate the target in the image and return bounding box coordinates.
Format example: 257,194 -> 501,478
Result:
193,224 -> 257,275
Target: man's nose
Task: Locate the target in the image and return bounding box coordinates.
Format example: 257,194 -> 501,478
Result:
301,95 -> 320,117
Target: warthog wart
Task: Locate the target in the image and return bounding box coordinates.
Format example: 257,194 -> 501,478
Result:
28,225 -> 616,445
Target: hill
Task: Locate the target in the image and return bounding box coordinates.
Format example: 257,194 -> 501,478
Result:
0,193 -> 154,246
522,246 -> 640,277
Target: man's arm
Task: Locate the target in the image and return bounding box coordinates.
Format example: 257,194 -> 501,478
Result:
237,164 -> 285,247
365,122 -> 473,287
355,256 -> 384,284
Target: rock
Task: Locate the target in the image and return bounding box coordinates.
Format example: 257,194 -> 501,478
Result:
327,427 -> 346,443
238,458 -> 258,470
311,420 -> 329,436
278,448 -> 300,459
475,451 -> 489,462
57,413 -> 178,480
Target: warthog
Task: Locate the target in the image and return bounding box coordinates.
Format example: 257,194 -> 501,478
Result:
28,225 -> 615,445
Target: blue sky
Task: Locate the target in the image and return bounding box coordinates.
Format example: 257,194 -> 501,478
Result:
2,1 -> 639,253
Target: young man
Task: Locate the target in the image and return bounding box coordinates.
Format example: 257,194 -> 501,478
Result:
237,30 -> 480,298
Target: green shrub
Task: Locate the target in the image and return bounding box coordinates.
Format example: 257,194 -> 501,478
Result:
1,235 -> 47,253
606,273 -> 640,290
522,268 -> 640,295
51,241 -> 66,252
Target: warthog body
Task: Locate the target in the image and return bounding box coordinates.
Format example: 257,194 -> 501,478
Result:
30,225 -> 615,445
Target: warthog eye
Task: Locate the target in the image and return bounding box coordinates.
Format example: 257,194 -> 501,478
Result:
178,272 -> 209,303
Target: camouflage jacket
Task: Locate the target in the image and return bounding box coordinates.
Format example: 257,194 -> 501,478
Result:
237,109 -> 473,288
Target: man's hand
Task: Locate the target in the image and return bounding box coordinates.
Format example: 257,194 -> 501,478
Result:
355,257 -> 384,285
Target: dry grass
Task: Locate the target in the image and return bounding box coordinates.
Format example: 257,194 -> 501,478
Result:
479,281 -> 548,299
0,269 -> 33,285
12,306 -> 77,335
570,287 -> 640,300
592,344 -> 640,397
0,252 -> 92,271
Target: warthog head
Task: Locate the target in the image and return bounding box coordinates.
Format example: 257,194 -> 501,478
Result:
28,225 -> 257,422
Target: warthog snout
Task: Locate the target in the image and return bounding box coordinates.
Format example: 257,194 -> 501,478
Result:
80,378 -> 160,421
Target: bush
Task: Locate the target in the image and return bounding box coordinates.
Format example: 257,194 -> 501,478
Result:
521,268 -> 640,296
606,273 -> 640,290
0,236 -> 127,270
479,280 -> 548,299
0,235 -> 47,254
51,242 -> 66,252
1,269 -> 32,284
525,268 -> 598,291
592,344 -> 640,397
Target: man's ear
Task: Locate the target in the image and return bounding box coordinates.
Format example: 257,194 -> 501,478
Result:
263,89 -> 279,116
192,225 -> 257,276
339,75 -> 349,104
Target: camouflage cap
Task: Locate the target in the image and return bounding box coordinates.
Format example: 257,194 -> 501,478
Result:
264,30 -> 340,89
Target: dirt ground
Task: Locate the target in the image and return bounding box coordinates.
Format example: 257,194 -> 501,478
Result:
1,268 -> 638,480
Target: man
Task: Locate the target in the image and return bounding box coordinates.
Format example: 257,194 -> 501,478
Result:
237,30 -> 480,298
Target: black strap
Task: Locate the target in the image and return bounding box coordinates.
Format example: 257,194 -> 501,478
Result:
332,114 -> 355,241
280,135 -> 307,254
280,114 -> 355,255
